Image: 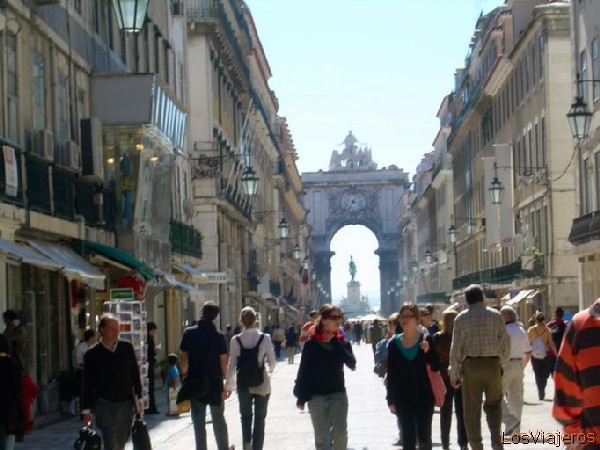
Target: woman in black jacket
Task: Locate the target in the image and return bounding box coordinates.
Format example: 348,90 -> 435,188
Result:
387,303 -> 441,450
0,333 -> 23,450
294,304 -> 356,450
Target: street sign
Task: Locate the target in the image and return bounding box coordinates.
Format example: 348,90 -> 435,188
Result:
110,288 -> 134,300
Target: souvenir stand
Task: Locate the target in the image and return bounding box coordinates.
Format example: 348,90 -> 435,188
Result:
102,287 -> 149,409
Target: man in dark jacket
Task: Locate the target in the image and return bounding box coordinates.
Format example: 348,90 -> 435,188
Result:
179,301 -> 234,450
0,333 -> 23,449
81,315 -> 142,450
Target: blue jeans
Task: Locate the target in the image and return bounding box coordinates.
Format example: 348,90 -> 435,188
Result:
237,387 -> 270,450
307,392 -> 348,450
94,399 -> 133,450
191,398 -> 230,450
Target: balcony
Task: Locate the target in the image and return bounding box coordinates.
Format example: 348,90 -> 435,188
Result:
170,220 -> 203,259
26,156 -> 51,214
568,210 -> 600,245
53,169 -> 76,220
0,147 -> 25,206
452,259 -> 540,291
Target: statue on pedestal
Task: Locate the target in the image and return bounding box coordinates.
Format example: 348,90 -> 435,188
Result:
349,256 -> 357,282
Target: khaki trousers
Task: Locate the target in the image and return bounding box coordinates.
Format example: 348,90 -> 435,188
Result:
461,357 -> 504,450
502,359 -> 525,433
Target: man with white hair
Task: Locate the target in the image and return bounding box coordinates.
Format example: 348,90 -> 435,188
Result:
499,305 -> 531,436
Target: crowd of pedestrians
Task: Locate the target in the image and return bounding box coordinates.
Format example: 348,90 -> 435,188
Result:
2,286 -> 600,450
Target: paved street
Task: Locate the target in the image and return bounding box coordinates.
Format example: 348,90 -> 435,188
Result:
19,343 -> 560,449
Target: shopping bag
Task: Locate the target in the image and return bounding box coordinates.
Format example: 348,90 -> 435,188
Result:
73,424 -> 102,450
131,414 -> 152,450
177,400 -> 191,414
426,363 -> 447,408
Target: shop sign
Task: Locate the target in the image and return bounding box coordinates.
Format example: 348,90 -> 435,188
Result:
204,272 -> 228,284
110,288 -> 134,300
3,146 -> 18,197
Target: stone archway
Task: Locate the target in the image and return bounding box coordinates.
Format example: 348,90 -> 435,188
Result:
302,133 -> 410,316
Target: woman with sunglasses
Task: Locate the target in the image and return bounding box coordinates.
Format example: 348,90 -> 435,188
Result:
294,304 -> 356,450
387,303 -> 441,450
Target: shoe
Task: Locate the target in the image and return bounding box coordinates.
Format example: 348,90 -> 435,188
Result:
393,438 -> 403,446
538,392 -> 545,400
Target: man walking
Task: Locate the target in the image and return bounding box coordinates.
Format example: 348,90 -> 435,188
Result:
2,310 -> 27,369
449,284 -> 510,450
81,315 -> 142,450
179,301 -> 234,450
499,305 -> 530,436
553,298 -> 600,450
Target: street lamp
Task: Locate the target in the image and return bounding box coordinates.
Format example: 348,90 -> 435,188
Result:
277,218 -> 290,239
424,250 -> 433,264
311,269 -> 316,281
567,95 -> 593,140
292,244 -> 301,260
241,166 -> 259,197
410,260 -> 419,274
402,272 -> 408,283
112,0 -> 150,33
448,224 -> 457,244
488,162 -> 505,205
302,257 -> 310,270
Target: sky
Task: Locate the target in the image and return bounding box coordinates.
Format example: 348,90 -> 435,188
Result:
247,0 -> 505,306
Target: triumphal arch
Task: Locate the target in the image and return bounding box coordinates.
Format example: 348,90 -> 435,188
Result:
302,132 -> 411,316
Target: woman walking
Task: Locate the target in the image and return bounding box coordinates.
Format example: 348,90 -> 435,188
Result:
387,304 -> 441,450
284,326 -> 298,364
433,309 -> 468,450
294,304 -> 356,450
527,312 -> 557,400
225,307 -> 275,450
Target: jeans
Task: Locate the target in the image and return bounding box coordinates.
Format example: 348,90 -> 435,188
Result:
0,425 -> 16,450
531,357 -> 549,399
237,387 -> 269,449
308,392 -> 348,450
273,342 -> 282,359
191,398 -> 230,450
462,357 -> 504,450
94,399 -> 133,450
396,398 -> 434,450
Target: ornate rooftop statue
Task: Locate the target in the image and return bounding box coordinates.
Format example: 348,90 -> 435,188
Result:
329,131 -> 378,171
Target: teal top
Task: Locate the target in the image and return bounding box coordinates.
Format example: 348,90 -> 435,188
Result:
396,334 -> 419,361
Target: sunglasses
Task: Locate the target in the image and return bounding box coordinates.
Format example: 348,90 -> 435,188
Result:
326,314 -> 343,320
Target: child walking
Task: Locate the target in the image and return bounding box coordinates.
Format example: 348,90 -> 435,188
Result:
166,353 -> 182,416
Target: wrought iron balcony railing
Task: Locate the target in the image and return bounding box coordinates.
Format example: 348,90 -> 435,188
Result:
170,219 -> 203,259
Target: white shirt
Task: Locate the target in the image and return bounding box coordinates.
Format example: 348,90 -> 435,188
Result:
225,328 -> 276,395
505,322 -> 531,360
73,341 -> 91,369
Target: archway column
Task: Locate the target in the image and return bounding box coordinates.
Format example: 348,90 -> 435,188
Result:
376,248 -> 400,316
313,250 -> 334,307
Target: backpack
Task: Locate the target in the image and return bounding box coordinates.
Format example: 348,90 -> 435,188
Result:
550,322 -> 566,352
236,334 -> 265,388
373,338 -> 389,378
531,330 -> 547,359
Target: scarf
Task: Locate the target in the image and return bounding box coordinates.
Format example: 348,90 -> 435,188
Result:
312,328 -> 345,342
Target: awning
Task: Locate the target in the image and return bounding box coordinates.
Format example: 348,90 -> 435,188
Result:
154,269 -> 198,293
0,238 -> 61,270
28,241 -> 106,290
173,263 -> 207,284
79,240 -> 156,280
504,289 -> 538,307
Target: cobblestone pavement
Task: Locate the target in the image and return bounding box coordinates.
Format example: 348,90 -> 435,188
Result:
19,343 -> 560,449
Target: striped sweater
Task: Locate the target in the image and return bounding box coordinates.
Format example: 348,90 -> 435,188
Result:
553,300 -> 600,447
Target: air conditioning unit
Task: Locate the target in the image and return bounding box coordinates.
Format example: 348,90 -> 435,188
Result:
30,129 -> 54,162
171,0 -> 183,16
56,141 -> 81,171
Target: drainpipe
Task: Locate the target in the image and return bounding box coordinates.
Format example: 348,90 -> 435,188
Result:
578,257 -> 584,311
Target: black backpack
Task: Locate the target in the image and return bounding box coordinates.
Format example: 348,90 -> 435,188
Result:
551,322 -> 566,351
236,334 -> 265,388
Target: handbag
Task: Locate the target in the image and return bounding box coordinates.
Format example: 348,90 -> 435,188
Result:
176,373 -> 209,404
73,424 -> 102,450
131,414 -> 152,450
426,363 -> 447,407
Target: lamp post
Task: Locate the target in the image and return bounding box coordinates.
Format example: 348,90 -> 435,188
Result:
277,218 -> 290,239
424,250 -> 433,265
112,0 -> 150,33
448,224 -> 457,244
488,162 -> 505,205
292,244 -> 301,260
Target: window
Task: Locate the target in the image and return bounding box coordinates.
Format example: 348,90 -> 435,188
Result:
534,122 -> 540,170
541,117 -> 547,166
596,152 -> 600,210
58,74 -> 70,143
72,0 -> 82,14
538,35 -> 545,75
583,157 -> 593,214
528,129 -> 534,172
580,50 -> 589,102
6,34 -> 19,143
592,38 -> 599,101
32,52 -> 46,130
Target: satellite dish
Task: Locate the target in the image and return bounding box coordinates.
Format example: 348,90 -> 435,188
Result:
182,198 -> 194,219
